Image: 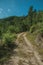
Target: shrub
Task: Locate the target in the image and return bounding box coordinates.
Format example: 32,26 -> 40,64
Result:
2,32 -> 17,49
8,26 -> 15,33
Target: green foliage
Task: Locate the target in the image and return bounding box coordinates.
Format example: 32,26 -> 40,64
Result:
2,32 -> 17,46
8,25 -> 15,33
30,22 -> 43,33
0,32 -> 17,62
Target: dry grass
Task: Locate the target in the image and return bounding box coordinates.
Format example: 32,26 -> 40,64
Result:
26,32 -> 43,60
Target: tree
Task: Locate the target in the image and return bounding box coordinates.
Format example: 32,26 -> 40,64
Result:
37,11 -> 42,22
28,6 -> 33,26
33,9 -> 37,24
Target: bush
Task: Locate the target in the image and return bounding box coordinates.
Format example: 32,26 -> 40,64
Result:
8,25 -> 21,33
0,32 -> 17,61
2,32 -> 17,48
8,26 -> 15,33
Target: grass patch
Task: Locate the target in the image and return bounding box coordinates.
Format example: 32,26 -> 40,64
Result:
26,32 -> 37,47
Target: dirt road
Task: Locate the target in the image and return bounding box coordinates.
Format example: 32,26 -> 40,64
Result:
2,32 -> 43,65
23,33 -> 43,65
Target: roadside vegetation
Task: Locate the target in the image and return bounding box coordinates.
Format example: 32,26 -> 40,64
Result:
26,18 -> 43,60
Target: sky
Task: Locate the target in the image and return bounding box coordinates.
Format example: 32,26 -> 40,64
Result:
0,0 -> 43,19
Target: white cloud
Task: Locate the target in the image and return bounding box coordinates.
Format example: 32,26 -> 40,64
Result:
8,9 -> 11,12
0,8 -> 3,14
0,11 -> 2,14
0,8 -> 3,11
0,8 -> 11,15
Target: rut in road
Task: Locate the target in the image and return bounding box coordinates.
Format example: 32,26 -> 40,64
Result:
23,33 -> 43,65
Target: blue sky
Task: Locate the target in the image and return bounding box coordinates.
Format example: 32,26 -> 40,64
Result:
0,0 -> 43,18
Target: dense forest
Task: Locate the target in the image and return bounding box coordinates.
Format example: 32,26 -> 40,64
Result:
0,6 -> 43,63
